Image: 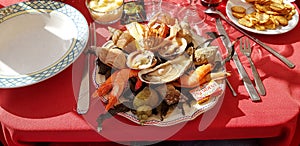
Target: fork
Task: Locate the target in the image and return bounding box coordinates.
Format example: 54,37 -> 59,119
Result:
240,38 -> 266,96
76,22 -> 97,114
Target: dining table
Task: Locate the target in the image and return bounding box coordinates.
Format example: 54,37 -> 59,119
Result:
0,0 -> 300,146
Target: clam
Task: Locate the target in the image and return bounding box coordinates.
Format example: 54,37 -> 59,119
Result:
138,54 -> 192,84
96,40 -> 127,69
108,27 -> 122,45
194,46 -> 218,66
158,37 -> 187,59
126,50 -> 157,70
108,27 -> 136,53
138,37 -> 164,52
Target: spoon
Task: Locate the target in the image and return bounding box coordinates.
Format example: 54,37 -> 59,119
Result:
204,7 -> 228,21
204,7 -> 295,69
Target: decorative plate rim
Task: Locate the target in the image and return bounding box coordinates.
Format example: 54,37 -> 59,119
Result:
0,0 -> 89,88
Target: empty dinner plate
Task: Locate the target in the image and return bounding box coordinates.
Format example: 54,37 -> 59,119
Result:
0,1 -> 89,88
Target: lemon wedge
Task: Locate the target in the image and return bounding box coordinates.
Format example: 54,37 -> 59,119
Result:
125,22 -> 145,41
125,22 -> 146,50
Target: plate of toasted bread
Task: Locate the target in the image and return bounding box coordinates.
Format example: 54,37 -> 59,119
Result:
226,0 -> 299,34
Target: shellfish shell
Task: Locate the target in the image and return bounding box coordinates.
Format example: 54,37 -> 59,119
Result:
194,46 -> 218,66
158,37 -> 187,59
126,50 -> 157,70
138,54 -> 192,84
96,40 -> 127,69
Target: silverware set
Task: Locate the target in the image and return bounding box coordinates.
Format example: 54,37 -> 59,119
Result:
214,14 -> 267,101
240,38 -> 266,96
216,18 -> 262,101
232,39 -> 262,101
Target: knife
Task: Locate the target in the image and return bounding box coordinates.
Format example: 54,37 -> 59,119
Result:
216,18 -> 233,57
216,18 -> 261,101
77,52 -> 90,114
77,23 -> 96,114
215,19 -> 237,97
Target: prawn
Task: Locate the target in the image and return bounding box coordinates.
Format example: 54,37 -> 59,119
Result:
173,63 -> 230,88
178,64 -> 212,87
173,71 -> 230,88
92,69 -> 141,111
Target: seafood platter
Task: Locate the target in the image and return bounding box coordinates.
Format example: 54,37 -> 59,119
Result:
91,4 -> 229,128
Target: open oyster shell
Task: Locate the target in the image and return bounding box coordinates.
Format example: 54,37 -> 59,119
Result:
126,50 -> 157,70
138,54 -> 192,84
158,37 -> 187,59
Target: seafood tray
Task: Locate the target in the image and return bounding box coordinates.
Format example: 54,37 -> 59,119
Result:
92,2 -> 227,128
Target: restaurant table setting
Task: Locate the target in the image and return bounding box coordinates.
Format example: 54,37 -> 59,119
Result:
0,0 -> 300,146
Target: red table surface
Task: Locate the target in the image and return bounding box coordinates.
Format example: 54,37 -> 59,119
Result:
0,0 -> 300,146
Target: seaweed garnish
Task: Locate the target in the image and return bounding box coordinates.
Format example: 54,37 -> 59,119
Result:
96,58 -> 112,78
180,88 -> 195,108
96,102 -> 131,132
159,100 -> 169,121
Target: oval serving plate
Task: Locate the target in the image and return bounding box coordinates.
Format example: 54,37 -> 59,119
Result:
226,0 -> 299,35
0,1 -> 89,88
93,61 -> 225,127
92,1 -> 226,127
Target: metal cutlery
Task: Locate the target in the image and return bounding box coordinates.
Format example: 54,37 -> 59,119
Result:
215,18 -> 237,96
240,38 -> 266,96
204,7 -> 295,69
77,22 -> 96,114
232,45 -> 261,101
232,50 -> 261,101
215,18 -> 261,101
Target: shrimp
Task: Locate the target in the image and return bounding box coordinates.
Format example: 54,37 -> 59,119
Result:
199,72 -> 230,85
173,71 -> 230,88
178,64 -> 212,87
92,69 -> 141,111
173,64 -> 230,88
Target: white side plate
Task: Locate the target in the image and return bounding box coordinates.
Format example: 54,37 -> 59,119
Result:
0,1 -> 89,88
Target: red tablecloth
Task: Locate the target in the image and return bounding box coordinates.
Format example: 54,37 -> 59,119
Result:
0,0 -> 300,146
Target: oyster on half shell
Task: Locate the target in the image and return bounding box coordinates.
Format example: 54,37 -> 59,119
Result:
138,54 -> 192,84
126,50 -> 157,70
158,37 -> 187,59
